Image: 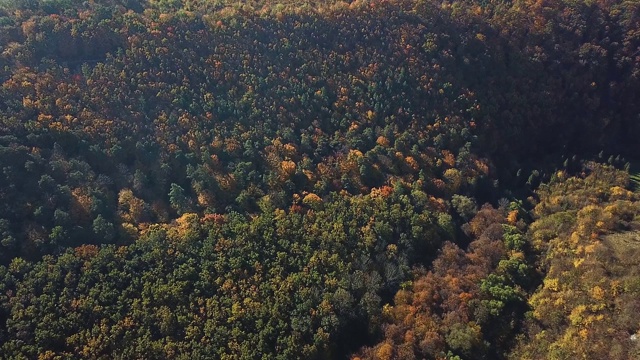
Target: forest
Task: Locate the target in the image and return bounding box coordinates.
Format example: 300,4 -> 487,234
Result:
0,0 -> 639,358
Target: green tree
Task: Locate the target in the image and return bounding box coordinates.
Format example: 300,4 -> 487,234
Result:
169,183 -> 191,215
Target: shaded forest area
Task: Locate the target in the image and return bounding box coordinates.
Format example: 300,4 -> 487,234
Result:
0,0 -> 639,358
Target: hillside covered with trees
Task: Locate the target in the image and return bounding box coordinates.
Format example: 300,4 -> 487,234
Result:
0,0 -> 639,358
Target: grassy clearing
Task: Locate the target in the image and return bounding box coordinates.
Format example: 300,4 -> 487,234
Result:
631,173 -> 640,190
603,229 -> 640,264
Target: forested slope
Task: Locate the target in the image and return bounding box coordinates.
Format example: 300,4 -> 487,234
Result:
0,0 -> 639,358
358,164 -> 640,359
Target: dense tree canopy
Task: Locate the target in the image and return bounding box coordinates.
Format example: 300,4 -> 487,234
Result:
0,0 -> 639,358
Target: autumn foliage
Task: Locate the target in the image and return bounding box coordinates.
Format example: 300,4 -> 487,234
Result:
0,0 -> 639,358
